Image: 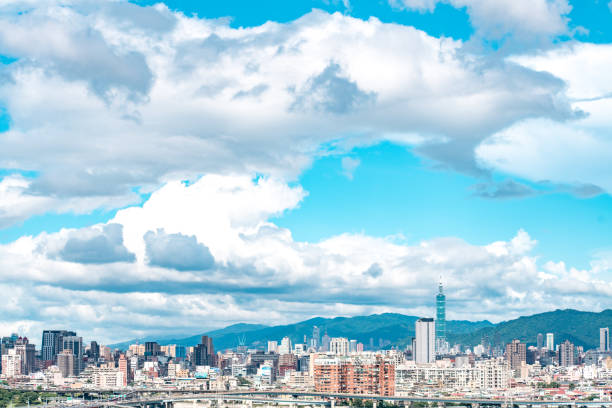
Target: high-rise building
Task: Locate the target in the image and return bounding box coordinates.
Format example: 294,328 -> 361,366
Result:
193,336 -> 215,366
62,336 -> 83,374
546,333 -> 554,351
505,339 -> 526,375
57,349 -> 75,377
435,279 -> 446,353
118,354 -> 130,386
279,336 -> 293,355
41,330 -> 76,363
321,332 -> 331,352
89,341 -> 100,361
536,333 -> 543,350
312,326 -> 320,350
144,341 -> 160,357
415,318 -> 435,364
349,339 -> 358,353
559,340 -> 575,367
201,336 -> 214,358
600,328 -> 610,352
329,338 -> 349,356
267,341 -> 278,353
14,337 -> 35,375
2,349 -> 22,377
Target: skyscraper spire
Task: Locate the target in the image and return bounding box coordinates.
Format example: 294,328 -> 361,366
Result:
435,277 -> 447,354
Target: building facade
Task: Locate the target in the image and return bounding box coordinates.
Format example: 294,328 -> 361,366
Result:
415,318 -> 435,364
314,356 -> 395,396
329,338 -> 349,356
505,339 -> 526,376
546,333 -> 554,351
559,340 -> 575,367
41,330 -> 76,364
435,280 -> 446,354
601,328 -> 610,352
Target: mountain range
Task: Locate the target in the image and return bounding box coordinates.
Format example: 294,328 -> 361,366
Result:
109,309 -> 612,351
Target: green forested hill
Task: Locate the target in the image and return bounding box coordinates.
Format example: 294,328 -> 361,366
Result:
451,309 -> 612,348
110,313 -> 492,350
109,309 -> 611,351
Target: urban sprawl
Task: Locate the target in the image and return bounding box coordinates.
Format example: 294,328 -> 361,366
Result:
2,283 -> 612,404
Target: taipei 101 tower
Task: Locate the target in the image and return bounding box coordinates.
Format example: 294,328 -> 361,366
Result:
435,278 -> 447,354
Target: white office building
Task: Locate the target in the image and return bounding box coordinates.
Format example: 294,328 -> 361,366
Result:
546,333 -> 554,351
415,318 -> 435,364
329,337 -> 349,356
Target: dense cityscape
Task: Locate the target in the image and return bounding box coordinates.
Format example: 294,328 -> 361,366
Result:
2,282 -> 612,405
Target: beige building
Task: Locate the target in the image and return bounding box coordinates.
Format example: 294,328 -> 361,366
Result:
90,367 -> 124,388
58,349 -> 75,377
1,349 -> 22,378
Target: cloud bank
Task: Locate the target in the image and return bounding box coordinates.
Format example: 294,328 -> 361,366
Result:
0,175 -> 609,344
0,1 -> 595,228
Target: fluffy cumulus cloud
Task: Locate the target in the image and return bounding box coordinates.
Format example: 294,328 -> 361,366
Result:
52,223 -> 135,264
0,1 -> 611,345
0,1 -> 585,227
0,175 -> 610,344
477,43 -> 612,193
391,0 -> 571,45
144,229 -> 215,271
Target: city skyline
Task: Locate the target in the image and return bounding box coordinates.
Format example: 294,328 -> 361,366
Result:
0,0 -> 611,344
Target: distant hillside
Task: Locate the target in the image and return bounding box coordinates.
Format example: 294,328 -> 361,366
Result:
452,309 -> 612,349
109,313 -> 492,350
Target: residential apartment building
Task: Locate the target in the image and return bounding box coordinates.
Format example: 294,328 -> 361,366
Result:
314,356 -> 395,396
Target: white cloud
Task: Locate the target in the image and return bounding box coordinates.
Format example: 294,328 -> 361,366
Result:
0,3 -> 580,226
391,0 -> 571,43
341,157 -> 361,180
0,175 -> 609,344
0,174 -> 140,228
477,43 -> 612,193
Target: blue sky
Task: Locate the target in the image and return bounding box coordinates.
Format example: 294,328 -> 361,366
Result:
274,143 -> 612,270
0,0 -> 611,343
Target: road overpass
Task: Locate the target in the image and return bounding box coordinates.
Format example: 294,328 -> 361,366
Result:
17,389 -> 612,408
102,391 -> 612,408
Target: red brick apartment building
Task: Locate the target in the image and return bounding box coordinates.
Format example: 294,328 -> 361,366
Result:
314,356 -> 395,396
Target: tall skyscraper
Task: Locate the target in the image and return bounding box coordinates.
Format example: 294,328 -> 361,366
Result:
536,333 -> 543,350
321,331 -> 331,352
546,333 -> 554,351
435,279 -> 446,354
415,318 -> 435,364
505,339 -> 526,375
89,341 -> 100,361
14,337 -> 35,375
201,335 -> 214,357
118,354 -> 130,386
62,336 -> 83,374
41,330 -> 76,363
559,340 -> 575,367
312,326 -> 320,350
193,336 -> 215,366
600,328 -> 610,352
